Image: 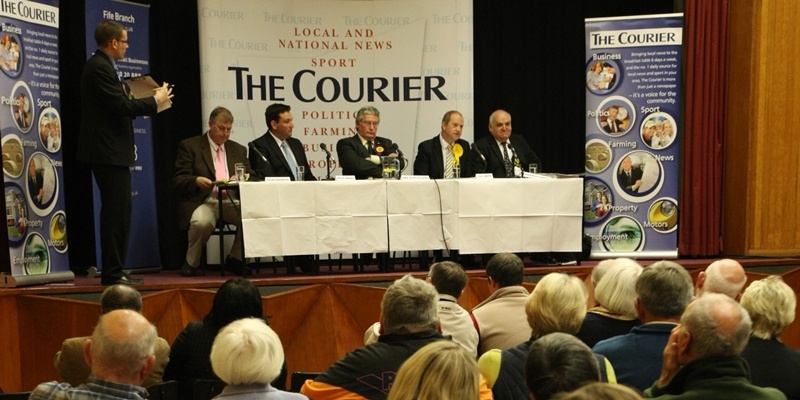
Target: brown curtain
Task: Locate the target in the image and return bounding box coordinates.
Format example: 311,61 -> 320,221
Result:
678,0 -> 728,256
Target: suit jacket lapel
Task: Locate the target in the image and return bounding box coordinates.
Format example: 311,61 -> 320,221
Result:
431,136 -> 444,177
200,134 -> 216,177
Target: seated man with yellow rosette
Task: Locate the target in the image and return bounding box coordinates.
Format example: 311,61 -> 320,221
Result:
413,110 -> 474,179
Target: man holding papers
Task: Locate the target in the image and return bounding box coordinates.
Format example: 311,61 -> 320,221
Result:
77,20 -> 173,285
173,107 -> 249,277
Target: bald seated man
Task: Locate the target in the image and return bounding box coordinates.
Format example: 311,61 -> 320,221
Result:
55,284 -> 170,388
695,258 -> 746,300
32,310 -> 159,400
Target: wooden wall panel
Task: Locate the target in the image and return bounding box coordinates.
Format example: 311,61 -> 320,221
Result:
725,0 -> 800,255
0,296 -> 21,392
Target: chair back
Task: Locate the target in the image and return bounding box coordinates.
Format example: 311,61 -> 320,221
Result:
0,392 -> 32,400
148,380 -> 178,400
192,379 -> 226,400
290,371 -> 320,393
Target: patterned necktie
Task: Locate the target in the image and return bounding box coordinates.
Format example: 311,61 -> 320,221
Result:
281,141 -> 299,180
445,145 -> 454,179
502,142 -> 513,177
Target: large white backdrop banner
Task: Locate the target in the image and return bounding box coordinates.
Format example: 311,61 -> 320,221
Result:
197,0 -> 474,178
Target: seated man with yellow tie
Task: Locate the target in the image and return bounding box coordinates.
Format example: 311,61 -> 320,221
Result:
174,106 -> 250,277
248,103 -> 315,181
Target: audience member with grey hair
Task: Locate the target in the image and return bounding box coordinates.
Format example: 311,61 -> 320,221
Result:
695,258 -> 747,300
577,259 -> 643,347
54,285 -> 170,388
740,275 -> 800,399
302,274 -> 447,399
593,260 -> 693,392
211,318 -> 307,400
471,252 -> 531,355
553,382 -> 643,400
32,310 -> 158,400
363,261 -> 479,356
526,332 -> 600,400
644,293 -> 785,399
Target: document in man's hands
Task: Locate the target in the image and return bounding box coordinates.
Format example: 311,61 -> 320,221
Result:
124,75 -> 172,113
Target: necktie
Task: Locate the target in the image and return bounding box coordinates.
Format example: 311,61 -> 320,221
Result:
502,142 -> 513,177
281,141 -> 298,180
366,140 -> 374,155
214,146 -> 228,198
445,145 -> 454,179
215,146 -> 227,181
611,120 -> 617,132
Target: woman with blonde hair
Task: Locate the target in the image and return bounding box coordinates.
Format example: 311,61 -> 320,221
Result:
576,258 -> 643,347
479,273 -> 615,400
740,275 -> 800,399
387,340 -> 481,400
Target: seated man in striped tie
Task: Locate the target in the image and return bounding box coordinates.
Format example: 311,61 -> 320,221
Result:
173,106 -> 250,277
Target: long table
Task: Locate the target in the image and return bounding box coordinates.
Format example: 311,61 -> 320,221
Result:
239,177 -> 583,257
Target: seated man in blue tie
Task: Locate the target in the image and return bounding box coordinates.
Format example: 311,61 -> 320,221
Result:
248,103 -> 316,273
248,103 -> 315,182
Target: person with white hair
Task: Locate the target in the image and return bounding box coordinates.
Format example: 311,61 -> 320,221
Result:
739,275 -> 800,399
576,258 -> 643,347
695,258 -> 747,300
210,318 -> 307,400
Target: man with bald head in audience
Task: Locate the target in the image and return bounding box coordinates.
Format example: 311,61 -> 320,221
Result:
644,293 -> 785,399
695,258 -> 747,300
33,310 -> 159,400
54,285 -> 170,388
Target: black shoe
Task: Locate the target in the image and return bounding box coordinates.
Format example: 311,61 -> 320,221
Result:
225,257 -> 250,277
181,262 -> 197,277
102,274 -> 143,285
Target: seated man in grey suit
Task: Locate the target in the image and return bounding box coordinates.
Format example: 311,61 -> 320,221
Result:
336,105 -> 404,180
54,284 -> 170,388
470,109 -> 541,178
249,103 -> 315,182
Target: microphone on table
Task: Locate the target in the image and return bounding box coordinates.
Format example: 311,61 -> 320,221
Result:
473,146 -> 487,173
249,142 -> 268,163
320,143 -> 334,161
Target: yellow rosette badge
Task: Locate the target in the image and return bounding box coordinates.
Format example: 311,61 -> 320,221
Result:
452,143 -> 463,165
375,145 -> 385,154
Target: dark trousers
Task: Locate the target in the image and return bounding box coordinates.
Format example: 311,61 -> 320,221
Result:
92,164 -> 131,282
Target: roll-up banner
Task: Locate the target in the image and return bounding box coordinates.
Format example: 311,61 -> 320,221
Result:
197,0 -> 474,177
85,0 -> 161,270
584,14 -> 683,259
0,0 -> 69,276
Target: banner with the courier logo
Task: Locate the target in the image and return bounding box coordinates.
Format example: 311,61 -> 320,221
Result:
583,14 -> 683,259
0,0 -> 68,275
197,0 -> 474,177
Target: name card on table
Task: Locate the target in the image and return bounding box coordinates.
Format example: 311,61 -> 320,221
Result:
335,175 -> 356,181
265,177 -> 291,182
400,175 -> 430,180
522,172 -> 554,179
475,173 -> 494,179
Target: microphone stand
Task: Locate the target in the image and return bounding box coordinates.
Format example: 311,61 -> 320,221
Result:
325,151 -> 333,180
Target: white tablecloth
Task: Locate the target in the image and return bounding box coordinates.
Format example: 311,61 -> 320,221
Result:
239,178 -> 582,257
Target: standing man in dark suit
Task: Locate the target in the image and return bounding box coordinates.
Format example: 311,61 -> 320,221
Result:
414,110 -> 473,179
471,109 -> 541,178
337,105 -> 404,180
77,20 -> 173,285
173,107 -> 250,277
249,103 -> 315,181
